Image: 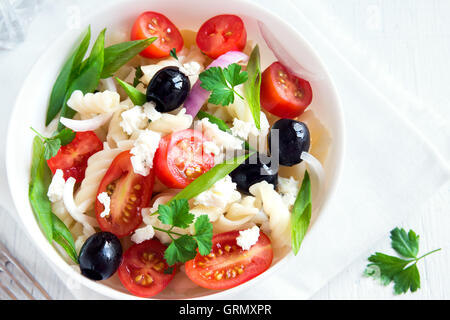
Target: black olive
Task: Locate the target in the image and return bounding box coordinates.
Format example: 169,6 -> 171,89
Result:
230,153 -> 278,194
146,66 -> 190,112
268,119 -> 310,166
78,232 -> 122,281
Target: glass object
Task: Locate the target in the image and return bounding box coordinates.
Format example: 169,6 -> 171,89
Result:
0,0 -> 44,50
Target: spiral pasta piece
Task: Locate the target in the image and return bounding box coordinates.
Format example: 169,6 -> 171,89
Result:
249,181 -> 291,249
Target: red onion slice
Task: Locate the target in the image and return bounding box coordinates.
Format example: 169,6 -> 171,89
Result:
258,21 -> 321,82
60,113 -> 112,132
184,51 -> 249,117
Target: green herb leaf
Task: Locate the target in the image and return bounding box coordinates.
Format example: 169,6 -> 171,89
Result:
52,214 -> 78,263
164,266 -> 175,274
170,48 -> 178,60
46,26 -> 91,126
243,45 -> 261,129
164,235 -> 198,266
101,37 -> 157,78
199,64 -> 248,106
29,137 -> 54,242
197,111 -> 231,132
44,139 -> 61,160
365,227 -> 441,294
31,127 -> 75,160
170,153 -> 251,203
193,215 -> 213,256
290,171 -> 311,255
116,77 -> 147,106
58,29 -> 106,131
53,128 -> 76,146
133,66 -> 144,87
158,199 -> 195,229
393,264 -> 421,294
390,227 -> 419,259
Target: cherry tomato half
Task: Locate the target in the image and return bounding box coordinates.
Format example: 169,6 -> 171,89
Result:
47,131 -> 103,182
95,151 -> 154,238
196,14 -> 247,59
131,11 -> 184,59
118,239 -> 175,298
184,230 -> 273,290
153,129 -> 215,189
260,62 -> 313,119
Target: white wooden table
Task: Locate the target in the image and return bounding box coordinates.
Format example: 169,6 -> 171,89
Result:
0,0 -> 448,300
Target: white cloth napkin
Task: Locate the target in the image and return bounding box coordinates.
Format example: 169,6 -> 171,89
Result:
1,0 -> 449,300
231,0 -> 450,299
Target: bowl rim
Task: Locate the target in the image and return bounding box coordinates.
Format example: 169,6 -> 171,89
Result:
6,0 -> 345,300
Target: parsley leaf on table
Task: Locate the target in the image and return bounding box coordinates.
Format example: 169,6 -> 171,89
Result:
31,127 -> 75,160
365,227 -> 441,294
199,63 -> 248,106
155,199 -> 213,266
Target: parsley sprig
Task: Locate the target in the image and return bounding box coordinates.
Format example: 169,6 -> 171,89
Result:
365,227 -> 441,294
155,199 -> 213,266
31,127 -> 75,160
199,63 -> 248,106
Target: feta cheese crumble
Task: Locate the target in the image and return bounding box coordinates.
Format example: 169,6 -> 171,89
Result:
120,106 -> 147,135
131,225 -> 155,244
231,118 -> 259,140
195,118 -> 243,151
142,101 -> 162,122
97,192 -> 111,218
277,176 -> 300,208
47,169 -> 65,202
193,175 -> 240,210
130,130 -> 161,176
236,226 -> 260,251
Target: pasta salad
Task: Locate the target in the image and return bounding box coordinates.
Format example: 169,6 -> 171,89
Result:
28,11 -> 331,298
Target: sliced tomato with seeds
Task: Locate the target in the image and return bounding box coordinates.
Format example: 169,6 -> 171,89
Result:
184,230 -> 273,290
118,239 -> 175,298
47,131 -> 103,182
196,14 -> 247,59
260,61 -> 313,119
95,151 -> 154,238
131,11 -> 184,59
154,129 -> 215,189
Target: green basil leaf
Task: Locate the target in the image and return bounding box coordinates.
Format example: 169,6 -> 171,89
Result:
116,77 -> 147,106
46,27 -> 91,126
170,153 -> 251,203
243,45 -> 261,129
291,170 -> 311,255
29,137 -> 53,242
101,37 -> 157,78
52,214 -> 78,263
58,29 -> 106,131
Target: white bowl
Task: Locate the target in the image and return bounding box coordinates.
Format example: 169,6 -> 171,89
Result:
6,0 -> 344,299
